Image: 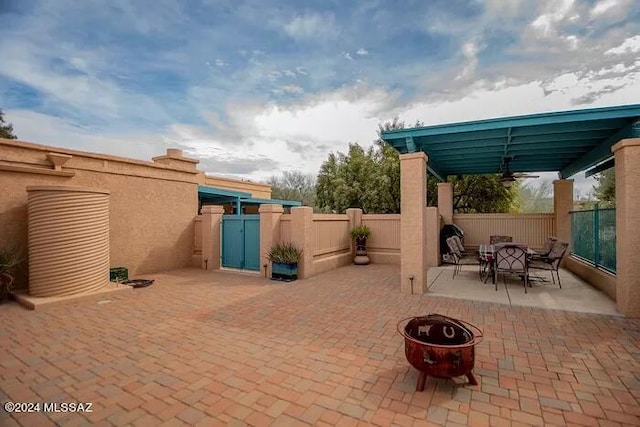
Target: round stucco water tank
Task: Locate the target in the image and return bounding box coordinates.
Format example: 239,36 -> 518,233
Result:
27,186 -> 110,297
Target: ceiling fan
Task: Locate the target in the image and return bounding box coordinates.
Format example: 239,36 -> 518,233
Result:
500,156 -> 539,187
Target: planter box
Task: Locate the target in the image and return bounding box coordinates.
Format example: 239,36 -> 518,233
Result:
110,267 -> 128,282
271,262 -> 298,281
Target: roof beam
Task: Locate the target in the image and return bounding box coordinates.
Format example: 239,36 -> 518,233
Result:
406,137 -> 417,152
427,159 -> 446,182
560,119 -> 640,178
585,158 -> 615,178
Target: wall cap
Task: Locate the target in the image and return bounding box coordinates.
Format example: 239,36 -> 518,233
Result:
201,205 -> 225,214
258,204 -> 284,213
399,152 -> 428,161
26,185 -> 110,194
612,138 -> 640,153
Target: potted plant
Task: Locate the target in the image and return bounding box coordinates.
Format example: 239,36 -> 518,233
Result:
350,225 -> 371,265
268,242 -> 302,282
0,248 -> 22,303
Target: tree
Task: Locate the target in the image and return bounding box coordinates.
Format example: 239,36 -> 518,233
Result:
268,171 -> 317,207
513,180 -> 553,213
593,168 -> 615,206
315,118 -> 517,214
0,109 -> 17,139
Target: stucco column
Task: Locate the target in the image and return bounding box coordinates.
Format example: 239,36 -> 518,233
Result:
201,205 -> 224,270
259,204 -> 284,279
437,182 -> 454,225
400,152 -> 427,294
291,206 -> 315,279
346,208 -> 363,257
425,207 -> 440,267
613,138 -> 640,317
553,179 -> 573,266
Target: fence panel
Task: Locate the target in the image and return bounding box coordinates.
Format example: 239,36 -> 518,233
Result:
452,214 -> 554,248
312,215 -> 350,256
280,215 -> 292,243
570,207 -> 616,273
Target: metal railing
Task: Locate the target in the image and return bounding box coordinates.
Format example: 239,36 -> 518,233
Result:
570,205 -> 616,274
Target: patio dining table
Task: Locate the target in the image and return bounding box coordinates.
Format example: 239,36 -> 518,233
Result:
478,244 -> 537,284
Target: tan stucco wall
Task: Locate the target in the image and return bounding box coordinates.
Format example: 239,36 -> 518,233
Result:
565,256 -> 616,301
201,175 -> 271,199
0,138 -> 199,285
613,138 -> 640,317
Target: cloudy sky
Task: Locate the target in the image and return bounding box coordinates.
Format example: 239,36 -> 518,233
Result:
1,0 -> 639,194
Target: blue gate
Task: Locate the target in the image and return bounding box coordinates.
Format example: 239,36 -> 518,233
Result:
221,215 -> 260,271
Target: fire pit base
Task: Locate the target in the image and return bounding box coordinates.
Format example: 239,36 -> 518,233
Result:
415,371 -> 477,392
398,314 -> 483,391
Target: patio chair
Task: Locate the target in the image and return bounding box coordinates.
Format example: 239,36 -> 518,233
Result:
446,237 -> 480,279
531,236 -> 558,260
490,235 -> 513,244
528,241 -> 568,288
493,244 -> 529,293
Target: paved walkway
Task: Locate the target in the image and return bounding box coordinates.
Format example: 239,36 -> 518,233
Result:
1,264 -> 639,426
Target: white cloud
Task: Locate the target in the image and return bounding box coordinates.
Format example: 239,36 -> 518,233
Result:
605,35 -> 640,55
283,13 -> 336,40
272,85 -> 304,95
530,0 -> 576,38
215,58 -> 226,67
590,0 -> 621,17
566,35 -> 578,50
356,48 -> 368,56
455,41 -> 480,81
343,52 -> 354,61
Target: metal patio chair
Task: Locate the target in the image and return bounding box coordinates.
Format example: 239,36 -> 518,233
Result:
446,237 -> 480,279
531,236 -> 558,260
493,244 -> 529,293
528,241 -> 569,288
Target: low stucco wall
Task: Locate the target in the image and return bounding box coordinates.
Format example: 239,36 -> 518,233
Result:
566,256 -> 616,301
0,138 -> 199,285
362,214 -> 400,265
312,214 -> 352,274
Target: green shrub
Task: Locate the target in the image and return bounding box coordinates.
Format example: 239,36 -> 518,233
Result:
350,225 -> 371,241
267,242 -> 302,264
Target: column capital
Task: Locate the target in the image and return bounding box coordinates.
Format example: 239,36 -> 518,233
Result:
201,205 -> 224,215
258,204 -> 284,213
612,137 -> 640,153
399,152 -> 428,162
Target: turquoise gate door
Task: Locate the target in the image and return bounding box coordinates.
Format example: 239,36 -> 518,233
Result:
221,215 -> 260,271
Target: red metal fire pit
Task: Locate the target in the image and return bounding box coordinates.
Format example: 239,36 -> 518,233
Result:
397,314 -> 483,391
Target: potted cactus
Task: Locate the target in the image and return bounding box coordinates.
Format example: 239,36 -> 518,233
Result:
350,225 -> 371,265
268,242 -> 302,281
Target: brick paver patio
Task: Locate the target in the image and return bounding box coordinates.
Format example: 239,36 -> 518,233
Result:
1,264 -> 639,426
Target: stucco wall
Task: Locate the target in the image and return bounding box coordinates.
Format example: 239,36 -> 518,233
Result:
0,138 -> 199,285
565,256 -> 616,301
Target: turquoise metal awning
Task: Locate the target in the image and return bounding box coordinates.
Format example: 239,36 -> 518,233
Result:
197,185 -> 302,207
380,104 -> 640,179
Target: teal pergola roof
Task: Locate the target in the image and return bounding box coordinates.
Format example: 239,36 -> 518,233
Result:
197,185 -> 302,207
381,104 -> 640,180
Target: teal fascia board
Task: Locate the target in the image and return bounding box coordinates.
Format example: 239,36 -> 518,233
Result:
243,197 -> 302,207
198,185 -> 252,199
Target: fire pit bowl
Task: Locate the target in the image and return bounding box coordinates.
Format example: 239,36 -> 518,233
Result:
397,314 -> 483,391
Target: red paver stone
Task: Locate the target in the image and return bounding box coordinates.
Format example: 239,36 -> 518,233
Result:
0,265 -> 638,427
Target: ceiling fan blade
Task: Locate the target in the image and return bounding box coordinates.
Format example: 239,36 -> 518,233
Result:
514,173 -> 540,179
